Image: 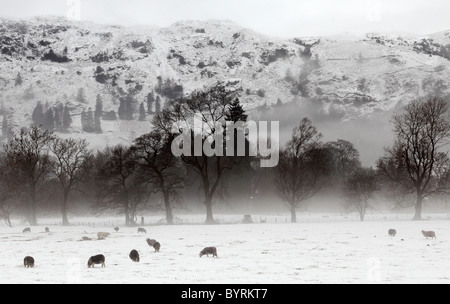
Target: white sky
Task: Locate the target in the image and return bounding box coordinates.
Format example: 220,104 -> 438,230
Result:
0,0 -> 449,37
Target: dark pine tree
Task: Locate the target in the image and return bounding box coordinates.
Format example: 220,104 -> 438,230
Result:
155,96 -> 161,114
94,95 -> 103,133
15,73 -> 23,86
32,101 -> 45,127
62,104 -> 72,130
118,99 -> 125,120
85,108 -> 95,133
225,98 -> 248,123
139,102 -> 146,121
54,104 -> 64,131
81,109 -> 87,132
147,91 -> 155,114
43,108 -> 55,131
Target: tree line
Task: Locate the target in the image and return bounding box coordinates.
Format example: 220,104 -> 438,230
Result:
1,85 -> 450,226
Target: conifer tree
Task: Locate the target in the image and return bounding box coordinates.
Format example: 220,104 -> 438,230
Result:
62,104 -> 72,130
147,91 -> 155,114
139,102 -> 146,121
94,95 -> 103,133
32,101 -> 45,126
155,96 -> 161,114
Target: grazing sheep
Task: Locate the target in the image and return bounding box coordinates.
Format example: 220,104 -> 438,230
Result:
146,238 -> 157,246
45,227 -> 50,233
153,242 -> 161,252
114,227 -> 119,232
22,228 -> 31,233
422,230 -> 436,239
97,232 -> 110,240
199,247 -> 218,258
388,229 -> 396,237
24,256 -> 34,268
137,227 -> 147,233
129,250 -> 140,262
88,254 -> 105,268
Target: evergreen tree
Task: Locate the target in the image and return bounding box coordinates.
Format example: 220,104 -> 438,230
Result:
155,96 -> 161,114
86,108 -> 95,133
62,104 -> 72,130
32,101 -> 45,126
15,73 -> 23,86
118,99 -> 125,120
147,91 -> 155,114
226,98 -> 248,123
81,109 -> 87,132
76,88 -> 86,103
94,95 -> 103,133
139,102 -> 146,121
43,108 -> 55,131
54,104 -> 64,131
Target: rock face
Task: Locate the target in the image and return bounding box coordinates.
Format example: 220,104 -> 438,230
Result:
0,17 -> 449,142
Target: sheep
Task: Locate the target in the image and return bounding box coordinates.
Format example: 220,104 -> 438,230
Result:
45,227 -> 50,233
129,250 -> 140,262
97,232 -> 110,240
22,228 -> 31,233
114,227 -> 119,232
422,230 -> 436,239
388,229 -> 396,237
199,247 -> 218,258
153,242 -> 161,252
146,238 -> 157,246
88,254 -> 105,268
137,227 -> 147,233
24,256 -> 35,268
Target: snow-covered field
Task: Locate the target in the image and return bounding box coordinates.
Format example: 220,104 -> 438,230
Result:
1,214 -> 449,284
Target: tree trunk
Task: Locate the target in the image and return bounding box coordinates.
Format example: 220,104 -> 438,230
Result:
204,197 -> 216,224
163,191 -> 173,225
413,194 -> 423,221
61,192 -> 70,226
290,204 -> 297,223
124,202 -> 131,226
29,190 -> 38,226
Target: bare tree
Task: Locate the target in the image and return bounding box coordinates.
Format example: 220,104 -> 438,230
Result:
275,118 -> 329,223
95,145 -> 147,226
324,139 -> 361,183
0,152 -> 14,227
155,86 -> 237,224
343,167 -> 377,221
3,126 -> 54,225
133,130 -> 184,225
377,98 -> 450,220
50,137 -> 91,225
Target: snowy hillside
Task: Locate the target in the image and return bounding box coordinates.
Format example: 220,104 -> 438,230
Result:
1,16 -> 450,147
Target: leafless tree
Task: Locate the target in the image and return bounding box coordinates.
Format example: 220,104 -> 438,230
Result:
275,118 -> 329,223
3,126 -> 54,225
50,137 -> 91,225
133,130 -> 184,225
94,145 -> 147,226
0,152 -> 14,227
377,98 -> 450,220
155,86 -> 237,224
343,167 -> 378,221
324,139 -> 361,183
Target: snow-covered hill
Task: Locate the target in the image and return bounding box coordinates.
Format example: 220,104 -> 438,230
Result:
1,16 -> 450,149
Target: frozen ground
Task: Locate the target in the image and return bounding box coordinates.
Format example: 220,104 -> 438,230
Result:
0,214 -> 449,284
